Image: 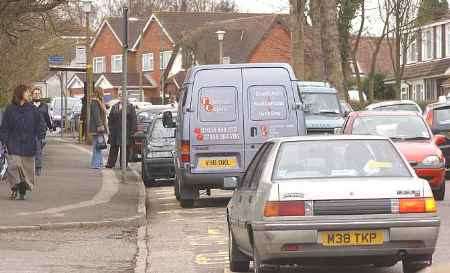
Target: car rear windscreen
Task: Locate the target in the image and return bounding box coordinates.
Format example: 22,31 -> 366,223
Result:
435,107 -> 450,126
273,140 -> 411,180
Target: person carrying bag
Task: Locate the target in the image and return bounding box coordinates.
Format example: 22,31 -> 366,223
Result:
89,88 -> 108,169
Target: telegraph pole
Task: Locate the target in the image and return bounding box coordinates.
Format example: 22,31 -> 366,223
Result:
121,6 -> 129,177
85,3 -> 92,143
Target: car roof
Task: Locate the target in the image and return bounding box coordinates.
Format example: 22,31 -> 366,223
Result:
366,100 -> 418,109
351,110 -> 420,117
270,134 -> 389,144
300,86 -> 337,93
427,101 -> 450,109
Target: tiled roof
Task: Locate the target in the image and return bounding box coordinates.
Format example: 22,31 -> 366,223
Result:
400,58 -> 450,80
180,15 -> 288,64
106,17 -> 147,47
100,73 -> 154,87
353,36 -> 394,75
153,11 -> 267,43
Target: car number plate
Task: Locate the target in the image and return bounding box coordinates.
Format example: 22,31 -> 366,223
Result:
320,230 -> 384,247
198,157 -> 237,169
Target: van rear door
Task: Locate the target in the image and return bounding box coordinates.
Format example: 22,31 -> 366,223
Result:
242,67 -> 300,168
189,68 -> 245,174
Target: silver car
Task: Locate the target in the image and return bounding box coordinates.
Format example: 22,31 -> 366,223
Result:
226,135 -> 440,273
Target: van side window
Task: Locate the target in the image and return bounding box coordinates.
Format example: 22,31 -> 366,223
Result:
240,143 -> 270,189
249,86 -> 288,121
198,86 -> 237,122
250,143 -> 274,190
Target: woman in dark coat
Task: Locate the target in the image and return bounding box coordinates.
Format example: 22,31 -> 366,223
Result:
106,97 -> 137,168
0,84 -> 45,200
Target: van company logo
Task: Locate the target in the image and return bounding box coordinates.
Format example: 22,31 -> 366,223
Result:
200,96 -> 234,113
201,96 -> 214,112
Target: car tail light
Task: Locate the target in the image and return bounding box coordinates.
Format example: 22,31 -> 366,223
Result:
264,201 -> 305,217
181,140 -> 190,163
397,198 -> 436,213
425,110 -> 433,127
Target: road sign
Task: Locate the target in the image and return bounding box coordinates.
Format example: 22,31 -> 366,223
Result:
48,55 -> 65,65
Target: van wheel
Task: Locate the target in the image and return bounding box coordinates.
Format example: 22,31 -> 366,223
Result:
229,229 -> 250,272
180,198 -> 194,208
434,181 -> 445,201
174,176 -> 180,201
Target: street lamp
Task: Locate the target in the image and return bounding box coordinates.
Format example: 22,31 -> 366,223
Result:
82,0 -> 92,143
216,30 -> 226,64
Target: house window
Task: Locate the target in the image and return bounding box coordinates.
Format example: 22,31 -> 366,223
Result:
111,55 -> 122,73
436,25 -> 442,59
401,86 -> 410,100
160,50 -> 172,70
142,53 -> 154,72
425,79 -> 437,101
422,29 -> 433,60
407,40 -> 417,63
414,82 -> 424,101
447,24 -> 450,57
93,57 -> 105,73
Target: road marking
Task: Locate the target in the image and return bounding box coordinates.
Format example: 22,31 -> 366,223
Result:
195,251 -> 228,265
18,144 -> 119,216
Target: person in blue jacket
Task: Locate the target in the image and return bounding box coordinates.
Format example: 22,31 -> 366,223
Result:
0,84 -> 45,200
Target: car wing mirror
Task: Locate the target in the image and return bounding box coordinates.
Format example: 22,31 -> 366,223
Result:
434,134 -> 447,146
223,176 -> 238,190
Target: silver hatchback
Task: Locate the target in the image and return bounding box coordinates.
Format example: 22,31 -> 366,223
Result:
227,135 -> 440,273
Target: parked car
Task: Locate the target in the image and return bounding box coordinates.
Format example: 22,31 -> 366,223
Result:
227,135 -> 439,273
130,105 -> 177,162
141,115 -> 177,187
343,111 -> 446,200
49,97 -> 82,128
424,101 -> 450,173
297,81 -> 345,134
175,63 -> 306,207
366,100 -> 423,114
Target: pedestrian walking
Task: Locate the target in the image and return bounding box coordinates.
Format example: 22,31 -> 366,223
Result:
106,95 -> 136,168
0,84 -> 45,200
89,88 -> 108,169
31,87 -> 54,176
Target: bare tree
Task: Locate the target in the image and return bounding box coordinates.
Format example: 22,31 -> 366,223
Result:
289,0 -> 306,79
309,0 -> 324,81
385,0 -> 421,99
350,0 -> 366,102
320,0 -> 347,98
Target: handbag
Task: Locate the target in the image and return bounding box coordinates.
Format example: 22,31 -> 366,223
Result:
96,134 -> 108,150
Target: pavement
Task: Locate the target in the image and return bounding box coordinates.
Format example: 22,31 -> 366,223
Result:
0,137 -> 144,230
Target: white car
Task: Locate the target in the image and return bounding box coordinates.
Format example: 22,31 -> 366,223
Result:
227,135 -> 440,273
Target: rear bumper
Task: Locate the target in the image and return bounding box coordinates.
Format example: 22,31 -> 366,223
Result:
252,216 -> 440,263
143,158 -> 175,178
414,168 -> 445,189
177,167 -> 243,189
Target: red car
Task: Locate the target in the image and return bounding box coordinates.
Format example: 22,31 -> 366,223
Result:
343,111 -> 447,200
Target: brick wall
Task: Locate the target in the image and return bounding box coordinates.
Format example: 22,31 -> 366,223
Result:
91,24 -> 137,74
136,20 -> 174,99
248,23 -> 292,64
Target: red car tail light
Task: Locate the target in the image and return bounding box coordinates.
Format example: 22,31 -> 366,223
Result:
181,140 -> 190,163
425,110 -> 433,127
398,198 -> 436,213
264,201 -> 305,217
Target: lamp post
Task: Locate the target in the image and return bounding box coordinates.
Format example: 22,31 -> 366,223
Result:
216,30 -> 226,64
82,0 -> 92,143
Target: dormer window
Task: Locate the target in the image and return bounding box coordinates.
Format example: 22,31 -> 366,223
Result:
422,29 -> 433,61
